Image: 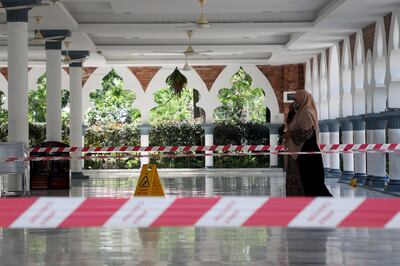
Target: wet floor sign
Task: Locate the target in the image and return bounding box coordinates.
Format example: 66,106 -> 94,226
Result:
134,164 -> 165,197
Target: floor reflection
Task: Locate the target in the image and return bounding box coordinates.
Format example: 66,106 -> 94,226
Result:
1,227 -> 400,265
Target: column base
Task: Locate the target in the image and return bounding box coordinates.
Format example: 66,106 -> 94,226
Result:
385,180 -> 400,192
340,171 -> 354,181
205,166 -> 214,169
71,172 -> 89,180
328,169 -> 341,178
370,176 -> 386,188
324,168 -> 330,177
364,175 -> 373,187
353,173 -> 367,183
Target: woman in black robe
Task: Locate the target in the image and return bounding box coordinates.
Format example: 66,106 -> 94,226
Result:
284,90 -> 332,197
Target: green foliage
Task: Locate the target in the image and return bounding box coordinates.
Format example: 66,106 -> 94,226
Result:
149,121 -> 204,168
0,91 -> 8,140
85,69 -> 140,125
84,123 -> 141,169
28,74 -> 70,123
214,67 -> 267,124
150,87 -> 201,125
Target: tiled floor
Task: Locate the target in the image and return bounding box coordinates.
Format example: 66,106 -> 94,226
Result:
0,171 -> 398,265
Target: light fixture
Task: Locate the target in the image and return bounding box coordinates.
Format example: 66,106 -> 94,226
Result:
33,16 -> 44,41
63,41 -> 71,62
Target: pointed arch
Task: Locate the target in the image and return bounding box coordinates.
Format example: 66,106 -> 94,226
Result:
305,60 -> 312,94
0,71 -> 7,110
373,18 -> 388,86
82,66 -> 144,119
342,38 -> 353,117
389,9 -> 400,81
365,50 -> 374,114
319,52 -> 329,120
146,66 -> 209,123
312,56 -> 320,107
354,31 -> 366,91
210,64 -> 281,123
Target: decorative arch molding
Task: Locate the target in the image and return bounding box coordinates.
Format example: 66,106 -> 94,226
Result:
82,66 -> 144,119
305,60 -> 312,94
373,18 -> 388,87
319,52 -> 329,120
328,44 -> 340,119
145,66 -> 209,123
388,8 -> 400,108
311,56 -> 320,107
341,38 -> 353,117
0,71 -> 7,110
210,64 -> 282,123
27,67 -> 70,91
354,31 -> 366,93
365,50 -> 374,114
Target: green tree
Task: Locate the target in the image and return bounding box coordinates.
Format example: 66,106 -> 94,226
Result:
85,69 -> 140,125
214,67 -> 266,124
28,74 -> 70,123
150,87 -> 202,124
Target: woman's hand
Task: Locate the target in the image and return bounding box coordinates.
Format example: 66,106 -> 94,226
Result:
283,129 -> 291,139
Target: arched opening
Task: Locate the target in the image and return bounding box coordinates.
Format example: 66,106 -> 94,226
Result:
84,69 -> 141,169
212,67 -> 270,168
353,32 -> 366,115
389,11 -> 400,108
0,90 -> 7,142
28,74 -> 70,146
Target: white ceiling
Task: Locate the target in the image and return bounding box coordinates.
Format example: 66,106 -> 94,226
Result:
0,0 -> 399,66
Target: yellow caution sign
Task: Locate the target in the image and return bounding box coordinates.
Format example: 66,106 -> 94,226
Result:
134,164 -> 165,197
350,178 -> 358,188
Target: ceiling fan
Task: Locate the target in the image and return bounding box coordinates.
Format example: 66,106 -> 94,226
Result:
62,41 -> 88,64
153,30 -> 214,56
176,0 -> 210,29
30,16 -> 66,43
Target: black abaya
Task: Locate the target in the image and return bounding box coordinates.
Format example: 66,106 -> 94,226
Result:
296,131 -> 332,197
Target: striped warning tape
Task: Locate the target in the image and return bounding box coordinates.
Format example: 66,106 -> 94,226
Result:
2,149 -> 400,163
29,143 -> 400,154
0,197 -> 399,229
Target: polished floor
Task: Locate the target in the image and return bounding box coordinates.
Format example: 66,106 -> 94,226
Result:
1,171 -> 398,266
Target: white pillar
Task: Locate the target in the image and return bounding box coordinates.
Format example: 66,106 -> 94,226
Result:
139,124 -> 151,167
338,119 -> 354,181
7,10 -> 29,192
70,64 -> 84,177
351,116 -> 367,182
385,111 -> 400,192
319,122 -> 330,175
328,121 -> 341,178
365,114 -> 387,188
202,124 -> 214,168
268,124 -> 281,168
46,44 -> 62,142
205,175 -> 214,197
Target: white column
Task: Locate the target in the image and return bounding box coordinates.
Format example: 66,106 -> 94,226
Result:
46,45 -> 62,142
202,124 -> 214,168
338,119 -> 354,181
139,124 -> 151,166
268,124 -> 281,167
70,65 -> 84,176
205,175 -> 214,197
365,114 -> 387,188
7,10 -> 29,192
319,122 -> 330,174
328,121 -> 341,178
351,117 -> 367,182
385,111 -> 400,192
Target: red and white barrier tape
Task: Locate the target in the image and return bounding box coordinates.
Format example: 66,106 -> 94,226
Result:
0,197 -> 399,229
3,148 -> 400,163
29,143 -> 400,154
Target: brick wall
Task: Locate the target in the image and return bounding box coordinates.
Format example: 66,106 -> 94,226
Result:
257,64 -> 305,114
193,65 -> 225,91
363,22 -> 376,56
128,67 -> 161,91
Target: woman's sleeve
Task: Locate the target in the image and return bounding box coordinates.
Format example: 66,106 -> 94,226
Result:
291,128 -> 314,145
